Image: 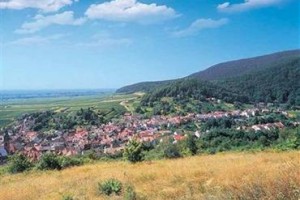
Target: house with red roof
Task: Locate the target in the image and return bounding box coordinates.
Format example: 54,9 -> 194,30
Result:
173,134 -> 185,143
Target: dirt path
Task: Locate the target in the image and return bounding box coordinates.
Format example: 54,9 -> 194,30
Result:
120,101 -> 133,114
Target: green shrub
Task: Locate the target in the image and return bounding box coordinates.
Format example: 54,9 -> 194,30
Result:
37,153 -> 61,170
124,185 -> 137,200
185,134 -> 198,155
143,148 -> 164,160
61,195 -> 74,200
0,165 -> 9,175
59,156 -> 83,169
143,139 -> 182,160
179,147 -> 193,157
275,128 -> 300,150
123,139 -> 144,163
36,153 -> 84,170
98,178 -> 122,196
8,154 -> 32,174
164,144 -> 181,159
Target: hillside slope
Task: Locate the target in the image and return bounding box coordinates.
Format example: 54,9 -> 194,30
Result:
141,78 -> 248,105
139,56 -> 300,107
189,49 -> 300,81
0,151 -> 299,200
117,80 -> 175,94
117,49 -> 300,94
218,57 -> 300,104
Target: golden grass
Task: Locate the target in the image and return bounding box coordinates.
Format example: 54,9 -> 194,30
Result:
0,151 -> 299,200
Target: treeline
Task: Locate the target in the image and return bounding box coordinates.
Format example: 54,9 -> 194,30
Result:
141,79 -> 248,105
116,80 -> 174,94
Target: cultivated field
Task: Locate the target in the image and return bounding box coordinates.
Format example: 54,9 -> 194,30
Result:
0,151 -> 299,200
0,93 -> 139,127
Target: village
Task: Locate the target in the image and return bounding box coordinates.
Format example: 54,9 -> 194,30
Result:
0,106 -> 296,161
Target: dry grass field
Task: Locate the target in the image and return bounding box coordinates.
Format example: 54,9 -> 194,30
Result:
0,151 -> 299,200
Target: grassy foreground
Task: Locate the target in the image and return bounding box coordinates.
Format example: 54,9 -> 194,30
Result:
0,151 -> 299,200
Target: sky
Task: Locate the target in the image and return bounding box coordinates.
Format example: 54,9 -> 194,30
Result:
0,0 -> 299,90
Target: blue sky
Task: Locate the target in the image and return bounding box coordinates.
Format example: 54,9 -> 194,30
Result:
0,0 -> 299,90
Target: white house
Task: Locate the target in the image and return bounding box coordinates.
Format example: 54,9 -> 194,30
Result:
0,145 -> 8,157
252,125 -> 261,132
0,135 -> 4,144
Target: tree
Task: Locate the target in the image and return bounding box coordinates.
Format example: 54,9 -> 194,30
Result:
288,93 -> 296,106
135,106 -> 144,114
4,132 -> 9,143
164,144 -> 181,159
8,154 -> 32,173
295,89 -> 300,106
185,134 -> 198,155
37,153 -> 61,170
4,132 -> 9,150
123,139 -> 144,163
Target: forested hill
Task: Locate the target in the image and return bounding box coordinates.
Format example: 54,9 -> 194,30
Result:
117,49 -> 300,93
188,49 -> 300,81
116,80 -> 175,94
218,57 -> 300,104
140,57 -> 300,106
141,79 -> 249,105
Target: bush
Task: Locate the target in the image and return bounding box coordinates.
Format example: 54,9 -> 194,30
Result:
124,185 -> 137,200
98,178 -> 122,196
59,156 -> 83,169
36,153 -> 83,170
8,154 -> 32,174
164,144 -> 181,159
123,139 -> 144,163
143,139 -> 182,160
143,148 -> 164,160
37,153 -> 61,170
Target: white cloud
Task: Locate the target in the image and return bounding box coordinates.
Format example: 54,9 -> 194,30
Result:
85,0 -> 178,24
0,0 -> 78,12
15,11 -> 86,34
173,18 -> 229,37
9,34 -> 65,46
8,32 -> 130,49
217,0 -> 283,13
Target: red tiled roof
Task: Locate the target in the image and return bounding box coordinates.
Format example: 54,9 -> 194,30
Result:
174,135 -> 185,141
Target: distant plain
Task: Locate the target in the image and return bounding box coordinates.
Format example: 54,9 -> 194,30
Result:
0,90 -> 138,127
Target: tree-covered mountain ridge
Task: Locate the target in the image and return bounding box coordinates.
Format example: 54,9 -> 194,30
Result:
117,49 -> 300,105
117,49 -> 300,94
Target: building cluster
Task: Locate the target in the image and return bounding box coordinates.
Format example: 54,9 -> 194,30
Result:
0,108 -> 291,161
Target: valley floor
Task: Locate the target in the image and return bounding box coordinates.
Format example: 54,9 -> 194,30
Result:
0,151 -> 299,200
